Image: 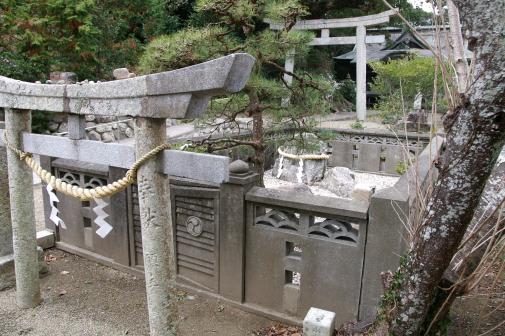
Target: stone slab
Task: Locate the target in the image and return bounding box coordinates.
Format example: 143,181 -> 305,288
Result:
36,230 -> 55,250
0,254 -> 15,291
0,247 -> 47,291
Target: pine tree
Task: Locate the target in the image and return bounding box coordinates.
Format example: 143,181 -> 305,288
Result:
139,0 -> 334,182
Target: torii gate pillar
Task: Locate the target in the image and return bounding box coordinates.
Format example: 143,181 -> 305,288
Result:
356,25 -> 367,121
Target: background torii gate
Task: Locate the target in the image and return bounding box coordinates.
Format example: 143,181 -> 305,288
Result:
267,9 -> 397,121
0,53 -> 254,336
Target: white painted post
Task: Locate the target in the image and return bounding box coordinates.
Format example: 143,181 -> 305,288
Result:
4,108 -> 41,308
356,25 -> 367,121
135,117 -> 175,336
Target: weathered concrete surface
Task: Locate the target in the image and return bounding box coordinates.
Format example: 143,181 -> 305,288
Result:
359,136 -> 444,320
4,109 -> 41,307
135,117 -> 175,336
0,53 -> 255,118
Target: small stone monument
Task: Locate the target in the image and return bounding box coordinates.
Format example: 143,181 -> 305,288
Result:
398,93 -> 431,132
303,307 -> 336,336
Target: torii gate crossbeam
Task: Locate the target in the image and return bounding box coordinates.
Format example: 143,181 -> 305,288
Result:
267,9 -> 397,121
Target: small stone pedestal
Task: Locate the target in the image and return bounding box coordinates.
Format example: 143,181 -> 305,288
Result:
303,307 -> 336,336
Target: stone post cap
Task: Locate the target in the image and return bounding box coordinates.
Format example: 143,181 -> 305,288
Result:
0,53 -> 255,119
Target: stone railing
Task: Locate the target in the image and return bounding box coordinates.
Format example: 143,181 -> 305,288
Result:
243,187 -> 369,326
359,135 -> 444,320
0,53 -> 255,335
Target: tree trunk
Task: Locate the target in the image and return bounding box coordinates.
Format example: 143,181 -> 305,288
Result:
383,1 -> 505,335
245,87 -> 266,185
447,0 -> 468,94
423,148 -> 504,334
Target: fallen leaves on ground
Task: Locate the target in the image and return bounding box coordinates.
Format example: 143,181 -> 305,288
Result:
253,324 -> 302,336
44,254 -> 57,262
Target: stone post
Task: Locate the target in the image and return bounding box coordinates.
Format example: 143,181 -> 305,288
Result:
219,160 -> 259,302
281,49 -> 296,106
4,108 -> 41,308
283,50 -> 295,87
135,117 -> 175,336
0,123 -> 15,290
356,25 -> 367,121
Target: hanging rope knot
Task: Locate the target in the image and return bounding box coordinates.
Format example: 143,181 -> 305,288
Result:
3,131 -> 171,201
19,152 -> 32,161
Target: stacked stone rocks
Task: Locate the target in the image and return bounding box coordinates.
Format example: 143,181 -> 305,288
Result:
40,70 -> 180,142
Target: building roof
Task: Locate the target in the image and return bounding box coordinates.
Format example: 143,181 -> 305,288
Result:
334,28 -> 473,63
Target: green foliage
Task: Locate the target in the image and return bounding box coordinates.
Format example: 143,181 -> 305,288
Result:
0,0 -> 197,81
395,160 -> 409,175
378,254 -> 410,320
264,0 -> 309,24
370,56 -> 447,124
139,26 -> 238,73
139,0 -> 333,131
350,120 -> 365,130
337,77 -> 356,106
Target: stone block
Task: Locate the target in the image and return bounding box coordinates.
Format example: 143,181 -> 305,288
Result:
303,307 -> 336,336
113,68 -> 130,80
0,254 -> 15,291
36,229 -> 55,249
87,130 -> 101,141
321,166 -> 356,198
0,247 -> 47,291
351,183 -> 374,202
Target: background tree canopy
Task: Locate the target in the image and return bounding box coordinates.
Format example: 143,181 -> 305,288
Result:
0,0 -> 430,81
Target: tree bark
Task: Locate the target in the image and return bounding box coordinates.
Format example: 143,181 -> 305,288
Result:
447,0 -> 468,94
384,1 -> 505,335
424,148 -> 504,334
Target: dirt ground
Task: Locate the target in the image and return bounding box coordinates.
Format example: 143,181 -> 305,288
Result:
0,249 -> 274,336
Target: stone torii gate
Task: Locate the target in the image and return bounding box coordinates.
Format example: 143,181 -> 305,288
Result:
0,53 -> 254,335
266,9 -> 397,121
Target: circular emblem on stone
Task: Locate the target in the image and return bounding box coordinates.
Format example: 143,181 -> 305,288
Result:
186,216 -> 203,237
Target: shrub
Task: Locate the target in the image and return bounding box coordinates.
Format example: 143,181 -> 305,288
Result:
350,120 -> 365,130
370,55 -> 447,124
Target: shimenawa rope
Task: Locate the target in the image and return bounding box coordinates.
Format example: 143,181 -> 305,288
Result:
3,133 -> 170,201
277,147 -> 329,160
